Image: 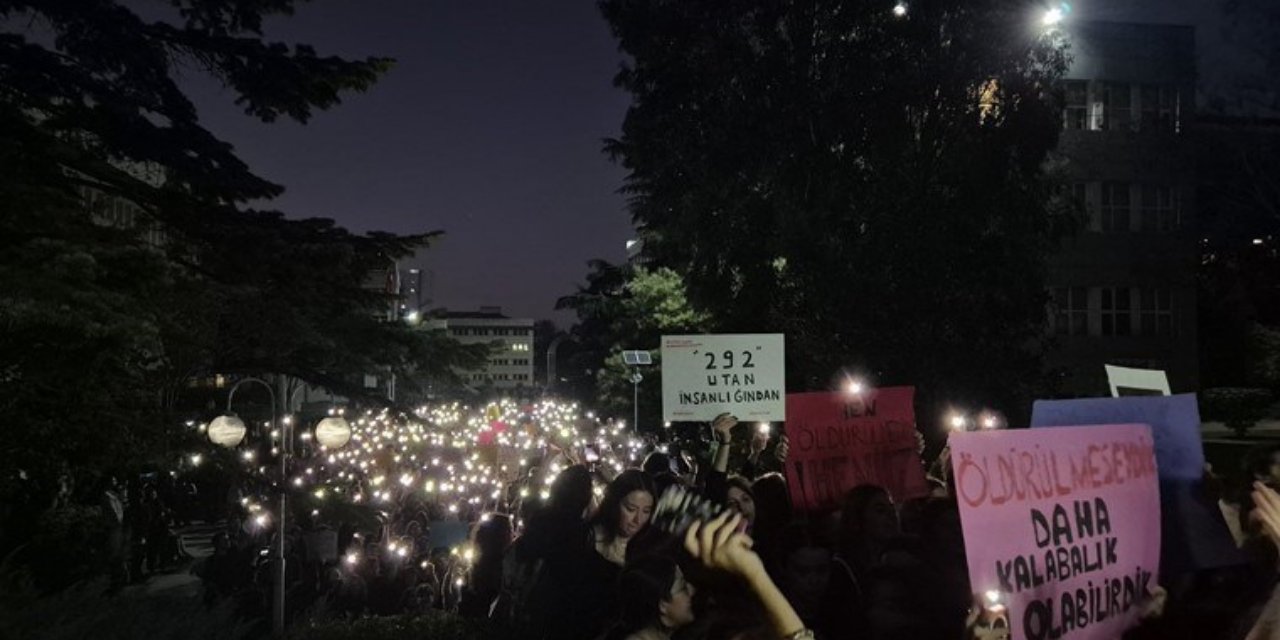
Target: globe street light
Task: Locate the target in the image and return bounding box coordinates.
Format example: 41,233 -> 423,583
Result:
315,414 -> 353,449
210,377 -> 292,636
209,380 -> 352,637
208,414 -> 248,448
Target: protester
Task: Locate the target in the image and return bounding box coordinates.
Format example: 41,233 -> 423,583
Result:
459,514 -> 512,618
747,472 -> 792,576
684,511 -> 814,640
602,553 -> 696,640
99,475 -> 128,595
591,470 -> 657,567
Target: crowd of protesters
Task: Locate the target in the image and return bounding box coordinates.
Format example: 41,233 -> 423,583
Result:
98,474 -> 194,594
68,415 -> 1280,640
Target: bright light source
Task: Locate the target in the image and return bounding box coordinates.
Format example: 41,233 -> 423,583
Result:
1042,6 -> 1064,27
982,415 -> 999,429
892,2 -> 907,17
846,379 -> 865,395
1253,238 -> 1265,245
949,414 -> 967,430
405,310 -> 420,324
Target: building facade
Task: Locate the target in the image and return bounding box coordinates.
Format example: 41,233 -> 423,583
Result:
1047,21 -> 1199,394
427,307 -> 535,389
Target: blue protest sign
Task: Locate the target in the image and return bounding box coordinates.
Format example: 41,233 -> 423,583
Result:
1030,394 -> 1243,574
1030,394 -> 1203,481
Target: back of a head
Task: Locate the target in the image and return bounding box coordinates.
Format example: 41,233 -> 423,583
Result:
474,514 -> 513,557
643,451 -> 674,477
548,464 -> 593,517
750,472 -> 792,532
840,484 -> 891,533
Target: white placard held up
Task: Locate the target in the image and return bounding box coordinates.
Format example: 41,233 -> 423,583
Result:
1105,364 -> 1172,397
661,334 -> 785,422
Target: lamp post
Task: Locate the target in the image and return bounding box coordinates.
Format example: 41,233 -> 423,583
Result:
622,350 -> 652,432
209,377 -> 289,636
208,377 -> 347,637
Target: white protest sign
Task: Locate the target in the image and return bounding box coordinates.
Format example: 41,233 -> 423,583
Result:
1104,365 -> 1171,397
661,334 -> 785,422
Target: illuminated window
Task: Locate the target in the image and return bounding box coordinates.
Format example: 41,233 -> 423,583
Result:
1099,83 -> 1133,131
978,79 -> 1000,123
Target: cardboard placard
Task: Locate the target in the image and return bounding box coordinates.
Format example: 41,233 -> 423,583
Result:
660,334 -> 785,421
783,387 -> 927,511
950,425 -> 1161,640
1104,365 -> 1171,397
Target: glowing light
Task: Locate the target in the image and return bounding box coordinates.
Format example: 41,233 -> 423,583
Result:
208,416 -> 247,448
189,454 -> 203,466
892,2 -> 907,17
949,414 -> 967,431
1042,4 -> 1065,27
846,379 -> 865,395
345,552 -> 359,566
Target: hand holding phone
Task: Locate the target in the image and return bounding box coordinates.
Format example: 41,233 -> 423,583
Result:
651,484 -> 728,538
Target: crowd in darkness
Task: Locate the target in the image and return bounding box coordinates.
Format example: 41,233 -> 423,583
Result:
104,417 -> 1280,639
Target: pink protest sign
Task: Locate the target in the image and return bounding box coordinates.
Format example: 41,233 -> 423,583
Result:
949,424 -> 1161,640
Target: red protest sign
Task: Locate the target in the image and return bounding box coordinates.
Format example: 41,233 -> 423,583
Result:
783,387 -> 928,511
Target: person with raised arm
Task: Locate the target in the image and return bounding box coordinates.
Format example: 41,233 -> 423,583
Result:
683,511 -> 816,640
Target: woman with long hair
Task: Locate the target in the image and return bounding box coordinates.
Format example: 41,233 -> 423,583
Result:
590,470 -> 657,566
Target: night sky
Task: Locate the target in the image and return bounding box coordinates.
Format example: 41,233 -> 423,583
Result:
181,1 -> 1261,325
183,0 -> 633,324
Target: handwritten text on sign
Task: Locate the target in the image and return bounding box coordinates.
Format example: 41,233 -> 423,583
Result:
660,334 -> 785,421
784,388 -> 927,511
950,425 -> 1161,640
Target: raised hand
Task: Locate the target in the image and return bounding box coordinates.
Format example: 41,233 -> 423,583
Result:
750,429 -> 769,456
683,511 -> 764,580
773,434 -> 790,464
1253,482 -> 1280,548
712,413 -> 738,442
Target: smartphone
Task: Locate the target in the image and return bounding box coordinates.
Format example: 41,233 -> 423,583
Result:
756,422 -> 771,435
651,485 -> 728,537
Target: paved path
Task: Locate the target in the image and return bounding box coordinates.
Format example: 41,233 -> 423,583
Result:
125,521 -> 222,597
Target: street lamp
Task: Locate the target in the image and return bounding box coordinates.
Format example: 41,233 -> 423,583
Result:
208,377 -> 290,636
208,415 -> 247,448
1041,2 -> 1070,29
208,378 -> 349,637
315,413 -> 353,449
622,350 -> 653,432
